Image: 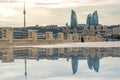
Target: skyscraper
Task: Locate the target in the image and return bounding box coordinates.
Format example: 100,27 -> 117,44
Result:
86,10 -> 99,30
71,10 -> 78,29
71,56 -> 78,74
92,10 -> 99,29
87,55 -> 99,72
86,13 -> 92,29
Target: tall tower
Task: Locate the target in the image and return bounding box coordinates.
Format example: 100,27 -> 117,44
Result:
92,10 -> 99,29
23,1 -> 26,28
71,10 -> 78,29
86,13 -> 92,29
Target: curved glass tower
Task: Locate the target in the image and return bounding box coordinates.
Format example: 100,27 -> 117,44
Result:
92,10 -> 99,29
87,55 -> 99,72
86,13 -> 92,29
71,56 -> 78,74
71,10 -> 78,29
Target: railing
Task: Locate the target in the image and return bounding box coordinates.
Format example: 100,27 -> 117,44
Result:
13,31 -> 28,39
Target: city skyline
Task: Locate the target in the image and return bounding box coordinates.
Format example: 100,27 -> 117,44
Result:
0,0 -> 120,27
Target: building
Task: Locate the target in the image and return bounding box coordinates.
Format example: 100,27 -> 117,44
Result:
86,13 -> 92,29
71,10 -> 78,29
87,55 -> 99,72
71,56 -> 78,74
92,10 -> 99,29
86,10 -> 99,30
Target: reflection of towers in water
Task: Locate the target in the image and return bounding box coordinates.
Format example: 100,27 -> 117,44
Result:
87,54 -> 99,72
71,56 -> 78,74
25,57 -> 27,80
24,54 -> 27,80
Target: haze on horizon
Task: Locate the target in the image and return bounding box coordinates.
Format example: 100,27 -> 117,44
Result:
0,0 -> 120,27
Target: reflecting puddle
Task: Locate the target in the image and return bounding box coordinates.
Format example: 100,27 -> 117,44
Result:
0,47 -> 120,80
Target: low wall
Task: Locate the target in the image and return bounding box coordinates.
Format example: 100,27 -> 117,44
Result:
0,37 -> 103,46
0,39 -> 74,46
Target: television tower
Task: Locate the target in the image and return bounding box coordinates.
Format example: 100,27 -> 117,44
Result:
25,55 -> 27,80
23,1 -> 26,28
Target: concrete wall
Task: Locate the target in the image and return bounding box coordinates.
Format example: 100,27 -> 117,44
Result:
58,32 -> 64,40
2,46 -> 14,63
2,27 -> 13,43
83,35 -> 103,42
46,32 -> 54,40
0,27 -> 103,46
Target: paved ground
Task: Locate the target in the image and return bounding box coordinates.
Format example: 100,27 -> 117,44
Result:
14,41 -> 120,48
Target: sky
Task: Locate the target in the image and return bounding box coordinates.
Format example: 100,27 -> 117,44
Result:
0,57 -> 120,80
0,0 -> 120,27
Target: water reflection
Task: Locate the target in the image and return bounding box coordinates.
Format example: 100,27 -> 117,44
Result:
0,47 -> 120,75
71,56 -> 78,74
87,54 -> 99,72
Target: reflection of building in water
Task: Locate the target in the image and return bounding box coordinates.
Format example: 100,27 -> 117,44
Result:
67,47 -> 73,52
28,48 -> 37,58
0,47 -> 120,75
2,46 -> 14,63
112,48 -> 120,57
46,48 -> 54,55
87,54 -> 99,72
58,48 -> 64,54
0,47 -> 120,62
71,56 -> 78,74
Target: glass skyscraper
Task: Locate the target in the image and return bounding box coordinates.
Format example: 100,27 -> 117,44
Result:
71,10 -> 78,29
86,10 -> 99,29
92,10 -> 99,29
71,56 -> 78,74
86,13 -> 92,29
87,55 -> 99,72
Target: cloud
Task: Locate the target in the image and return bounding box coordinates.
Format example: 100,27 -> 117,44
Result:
0,7 -> 20,16
32,0 -> 120,8
0,0 -> 120,26
0,0 -> 120,8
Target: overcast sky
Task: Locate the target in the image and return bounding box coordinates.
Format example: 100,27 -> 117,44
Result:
0,0 -> 120,27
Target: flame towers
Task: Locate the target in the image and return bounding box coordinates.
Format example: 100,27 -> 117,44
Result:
92,11 -> 99,28
86,10 -> 99,29
86,13 -> 92,29
71,56 -> 78,74
71,10 -> 78,29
